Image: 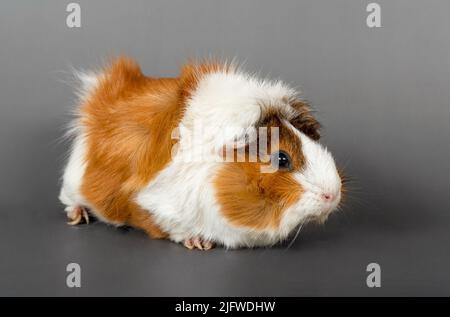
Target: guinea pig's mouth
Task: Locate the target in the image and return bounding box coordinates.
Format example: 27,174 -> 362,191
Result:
313,202 -> 339,224
319,203 -> 339,223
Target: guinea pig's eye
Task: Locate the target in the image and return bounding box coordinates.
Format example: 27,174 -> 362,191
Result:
271,150 -> 292,171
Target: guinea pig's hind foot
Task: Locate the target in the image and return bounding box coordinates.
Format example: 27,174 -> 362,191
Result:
183,238 -> 214,251
66,206 -> 90,225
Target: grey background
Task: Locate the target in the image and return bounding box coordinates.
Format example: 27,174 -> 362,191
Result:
0,0 -> 449,296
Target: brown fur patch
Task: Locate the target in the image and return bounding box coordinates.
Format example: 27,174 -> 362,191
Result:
289,100 -> 321,140
214,116 -> 304,230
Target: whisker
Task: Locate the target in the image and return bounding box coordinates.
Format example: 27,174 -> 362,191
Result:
285,222 -> 304,249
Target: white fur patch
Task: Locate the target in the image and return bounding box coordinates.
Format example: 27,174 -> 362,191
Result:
279,121 -> 341,234
72,70 -> 99,102
181,71 -> 298,150
59,133 -> 88,213
60,71 -> 98,217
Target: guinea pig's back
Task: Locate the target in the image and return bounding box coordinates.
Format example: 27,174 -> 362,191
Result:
60,57 -> 184,228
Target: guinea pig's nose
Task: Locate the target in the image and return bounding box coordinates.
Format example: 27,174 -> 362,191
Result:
321,193 -> 335,202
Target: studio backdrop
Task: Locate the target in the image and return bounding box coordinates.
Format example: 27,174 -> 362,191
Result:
0,0 -> 449,296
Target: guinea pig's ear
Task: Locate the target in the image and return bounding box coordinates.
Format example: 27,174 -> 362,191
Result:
289,100 -> 321,140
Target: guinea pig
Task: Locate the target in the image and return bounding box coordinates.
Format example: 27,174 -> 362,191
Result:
59,57 -> 343,250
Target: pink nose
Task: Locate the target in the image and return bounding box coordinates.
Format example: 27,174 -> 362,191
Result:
322,193 -> 334,202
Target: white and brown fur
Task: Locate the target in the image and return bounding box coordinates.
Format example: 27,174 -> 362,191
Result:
59,57 -> 342,250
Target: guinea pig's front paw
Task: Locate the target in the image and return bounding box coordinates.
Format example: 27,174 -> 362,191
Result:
183,238 -> 214,251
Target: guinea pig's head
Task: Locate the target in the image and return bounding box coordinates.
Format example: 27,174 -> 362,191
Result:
181,62 -> 343,247
213,110 -> 342,246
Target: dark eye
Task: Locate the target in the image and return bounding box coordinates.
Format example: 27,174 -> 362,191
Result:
272,150 -> 292,171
